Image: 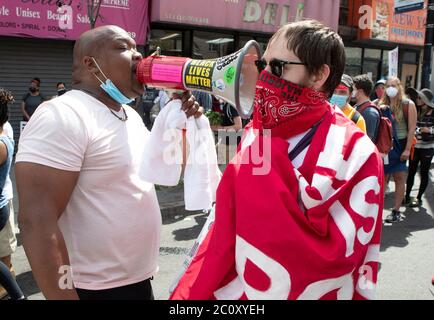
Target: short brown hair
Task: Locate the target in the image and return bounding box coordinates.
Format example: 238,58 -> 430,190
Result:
269,20 -> 346,95
353,74 -> 373,97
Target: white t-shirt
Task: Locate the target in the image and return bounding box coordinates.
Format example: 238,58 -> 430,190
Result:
158,90 -> 169,109
16,90 -> 162,290
287,129 -> 309,169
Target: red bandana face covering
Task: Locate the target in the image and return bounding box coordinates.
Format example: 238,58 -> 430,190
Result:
253,70 -> 329,139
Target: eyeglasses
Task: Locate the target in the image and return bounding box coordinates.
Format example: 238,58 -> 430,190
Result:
255,58 -> 306,78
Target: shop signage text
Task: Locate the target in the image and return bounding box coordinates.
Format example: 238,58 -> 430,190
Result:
358,0 -> 426,46
151,0 -> 340,33
0,0 -> 148,44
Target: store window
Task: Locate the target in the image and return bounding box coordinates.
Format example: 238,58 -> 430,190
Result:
149,29 -> 183,56
339,0 -> 349,26
403,51 -> 417,64
344,47 -> 362,76
193,31 -> 234,59
257,37 -> 269,54
362,49 -> 382,80
381,50 -> 389,79
239,36 -> 269,54
402,51 -> 419,88
362,60 -> 379,81
364,49 -> 381,59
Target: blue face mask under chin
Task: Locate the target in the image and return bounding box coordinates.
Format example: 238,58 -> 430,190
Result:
330,94 -> 349,108
91,57 -> 134,105
100,79 -> 134,104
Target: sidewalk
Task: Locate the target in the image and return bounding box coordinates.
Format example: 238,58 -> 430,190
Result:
5,165 -> 434,300
156,183 -> 190,219
379,169 -> 434,299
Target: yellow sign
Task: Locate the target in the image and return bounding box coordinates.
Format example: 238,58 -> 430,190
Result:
184,60 -> 216,91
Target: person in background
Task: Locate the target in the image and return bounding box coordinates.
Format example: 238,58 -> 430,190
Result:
137,86 -> 160,130
51,82 -> 67,99
372,79 -> 386,105
330,74 -> 366,133
212,99 -> 243,133
192,91 -> 212,111
0,88 -> 24,300
0,119 -> 17,300
21,78 -> 45,121
353,75 -> 379,142
405,88 -> 434,208
380,77 -> 417,223
211,95 -> 222,112
157,89 -> 169,110
211,100 -> 243,168
148,89 -> 170,125
405,87 -> 419,106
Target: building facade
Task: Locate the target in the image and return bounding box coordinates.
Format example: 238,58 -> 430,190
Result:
339,0 -> 427,89
0,0 -> 149,142
148,0 -> 340,58
1,0 -> 343,142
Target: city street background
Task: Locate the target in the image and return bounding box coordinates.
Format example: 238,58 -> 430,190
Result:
7,165 -> 434,300
1,0 -> 433,302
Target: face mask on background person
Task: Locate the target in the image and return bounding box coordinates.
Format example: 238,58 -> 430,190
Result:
91,57 -> 134,105
386,87 -> 399,98
29,87 -> 38,93
330,94 -> 349,108
57,88 -> 67,96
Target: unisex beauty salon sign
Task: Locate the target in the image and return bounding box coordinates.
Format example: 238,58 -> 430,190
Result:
0,0 -> 149,44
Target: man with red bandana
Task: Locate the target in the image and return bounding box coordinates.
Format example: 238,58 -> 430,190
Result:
171,20 -> 384,300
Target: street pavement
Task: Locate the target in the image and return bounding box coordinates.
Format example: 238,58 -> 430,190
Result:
379,173 -> 434,300
5,166 -> 434,300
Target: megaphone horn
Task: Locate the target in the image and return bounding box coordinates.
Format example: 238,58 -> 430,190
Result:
136,40 -> 262,119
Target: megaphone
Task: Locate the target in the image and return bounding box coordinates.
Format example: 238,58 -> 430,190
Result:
136,40 -> 261,119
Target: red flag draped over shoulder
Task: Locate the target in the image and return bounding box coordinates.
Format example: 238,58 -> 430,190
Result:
170,103 -> 384,300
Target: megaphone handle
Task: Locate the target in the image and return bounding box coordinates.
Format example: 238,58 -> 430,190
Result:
151,47 -> 161,57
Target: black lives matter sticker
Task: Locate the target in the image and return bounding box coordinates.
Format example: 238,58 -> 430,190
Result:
184,60 -> 216,91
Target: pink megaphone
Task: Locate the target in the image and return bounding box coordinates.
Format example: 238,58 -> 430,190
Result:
136,40 -> 261,119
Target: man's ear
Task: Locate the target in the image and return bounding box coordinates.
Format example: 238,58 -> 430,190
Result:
311,64 -> 331,91
83,56 -> 99,74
